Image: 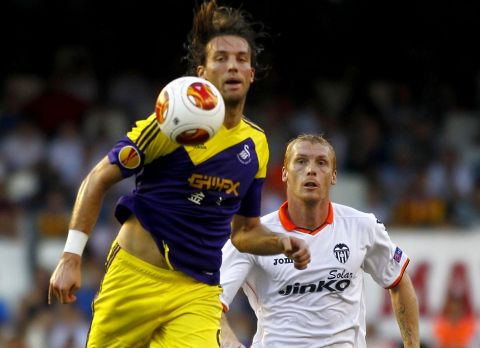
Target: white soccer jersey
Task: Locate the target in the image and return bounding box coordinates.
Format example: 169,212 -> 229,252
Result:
220,202 -> 409,348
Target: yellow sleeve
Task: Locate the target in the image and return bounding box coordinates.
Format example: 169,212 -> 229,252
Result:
255,132 -> 269,179
127,113 -> 180,164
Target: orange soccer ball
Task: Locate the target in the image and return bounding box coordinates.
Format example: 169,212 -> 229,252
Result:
155,76 -> 225,145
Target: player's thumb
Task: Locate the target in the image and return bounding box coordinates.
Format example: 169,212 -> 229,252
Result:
280,236 -> 292,254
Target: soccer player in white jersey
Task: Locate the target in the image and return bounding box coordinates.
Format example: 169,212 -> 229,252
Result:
220,134 -> 419,348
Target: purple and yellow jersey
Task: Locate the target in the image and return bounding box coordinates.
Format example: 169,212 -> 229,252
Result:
108,113 -> 269,285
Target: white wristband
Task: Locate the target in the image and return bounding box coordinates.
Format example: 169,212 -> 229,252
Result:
63,229 -> 89,256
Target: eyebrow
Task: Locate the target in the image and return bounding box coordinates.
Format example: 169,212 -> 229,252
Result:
212,50 -> 250,55
294,153 -> 330,161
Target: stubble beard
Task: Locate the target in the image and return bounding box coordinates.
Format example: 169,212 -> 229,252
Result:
224,93 -> 247,112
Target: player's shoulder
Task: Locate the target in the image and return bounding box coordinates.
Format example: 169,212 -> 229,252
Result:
127,114 -> 174,146
260,209 -> 281,225
122,113 -> 180,163
239,117 -> 269,164
242,116 -> 265,134
332,202 -> 377,225
241,117 -> 267,142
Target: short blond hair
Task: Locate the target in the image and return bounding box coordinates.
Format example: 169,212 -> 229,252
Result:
283,134 -> 336,170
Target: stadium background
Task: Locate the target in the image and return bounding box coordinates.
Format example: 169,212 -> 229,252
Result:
1,0 -> 479,346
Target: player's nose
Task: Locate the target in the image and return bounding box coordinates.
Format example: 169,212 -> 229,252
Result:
305,163 -> 317,176
227,56 -> 239,71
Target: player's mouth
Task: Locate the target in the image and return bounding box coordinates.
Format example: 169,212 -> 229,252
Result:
224,78 -> 242,89
303,181 -> 318,189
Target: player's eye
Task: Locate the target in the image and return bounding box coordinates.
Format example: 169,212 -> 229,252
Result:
214,55 -> 226,61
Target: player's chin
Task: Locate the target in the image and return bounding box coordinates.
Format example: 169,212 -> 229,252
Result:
222,90 -> 247,105
300,192 -> 321,204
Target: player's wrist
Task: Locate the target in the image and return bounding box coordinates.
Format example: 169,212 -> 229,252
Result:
63,229 -> 89,256
278,235 -> 291,254
276,236 -> 283,251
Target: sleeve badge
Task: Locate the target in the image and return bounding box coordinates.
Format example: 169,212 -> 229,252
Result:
118,145 -> 141,169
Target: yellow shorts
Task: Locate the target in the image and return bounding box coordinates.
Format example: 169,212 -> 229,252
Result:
87,242 -> 223,348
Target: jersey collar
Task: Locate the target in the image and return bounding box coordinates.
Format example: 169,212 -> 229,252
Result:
278,201 -> 334,235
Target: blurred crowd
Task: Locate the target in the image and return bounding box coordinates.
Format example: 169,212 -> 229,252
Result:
1,46 -> 480,347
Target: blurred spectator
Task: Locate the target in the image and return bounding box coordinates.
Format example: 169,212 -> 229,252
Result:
470,179 -> 480,224
251,95 -> 294,165
47,121 -> 87,189
2,335 -> 28,348
107,69 -> 156,119
364,176 -> 392,224
53,46 -> 99,105
409,117 -> 439,166
287,101 -> 322,136
0,74 -> 44,138
378,142 -> 416,207
433,293 -> 476,348
36,190 -> 70,238
425,145 -> 475,226
5,170 -> 41,209
0,180 -> 20,238
392,168 -> 447,227
23,77 -> 88,137
365,323 -> 397,348
82,104 -> 129,146
0,120 -> 46,172
16,268 -> 50,331
345,112 -> 387,173
0,299 -> 11,335
48,305 -> 89,348
24,308 -> 54,348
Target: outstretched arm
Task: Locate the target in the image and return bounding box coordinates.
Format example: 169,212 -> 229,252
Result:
389,273 -> 420,348
231,215 -> 310,270
48,157 -> 123,304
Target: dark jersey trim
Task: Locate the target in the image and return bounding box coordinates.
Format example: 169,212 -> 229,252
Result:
136,119 -> 160,151
243,117 -> 265,134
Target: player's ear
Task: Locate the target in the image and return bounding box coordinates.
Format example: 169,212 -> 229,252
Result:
331,170 -> 337,185
197,65 -> 206,78
282,167 -> 288,182
250,68 -> 255,83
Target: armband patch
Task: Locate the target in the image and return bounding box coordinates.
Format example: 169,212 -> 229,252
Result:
393,247 -> 403,263
118,145 -> 141,169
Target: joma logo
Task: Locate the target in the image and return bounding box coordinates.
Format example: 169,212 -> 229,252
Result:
273,257 -> 293,265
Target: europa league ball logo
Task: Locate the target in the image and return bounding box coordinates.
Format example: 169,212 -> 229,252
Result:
187,82 -> 217,110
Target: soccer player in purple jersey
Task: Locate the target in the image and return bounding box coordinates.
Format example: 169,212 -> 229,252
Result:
48,1 -> 310,347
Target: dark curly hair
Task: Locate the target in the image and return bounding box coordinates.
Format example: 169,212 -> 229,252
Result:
183,0 -> 269,77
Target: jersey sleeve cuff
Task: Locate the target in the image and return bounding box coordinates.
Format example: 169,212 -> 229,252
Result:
385,258 -> 410,289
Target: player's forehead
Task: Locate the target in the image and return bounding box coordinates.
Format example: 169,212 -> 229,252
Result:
206,35 -> 251,56
290,141 -> 333,160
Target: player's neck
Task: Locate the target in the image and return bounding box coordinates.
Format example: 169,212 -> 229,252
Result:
223,110 -> 243,129
224,101 -> 245,128
287,198 -> 330,231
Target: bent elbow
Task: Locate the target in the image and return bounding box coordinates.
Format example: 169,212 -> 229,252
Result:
230,232 -> 248,253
